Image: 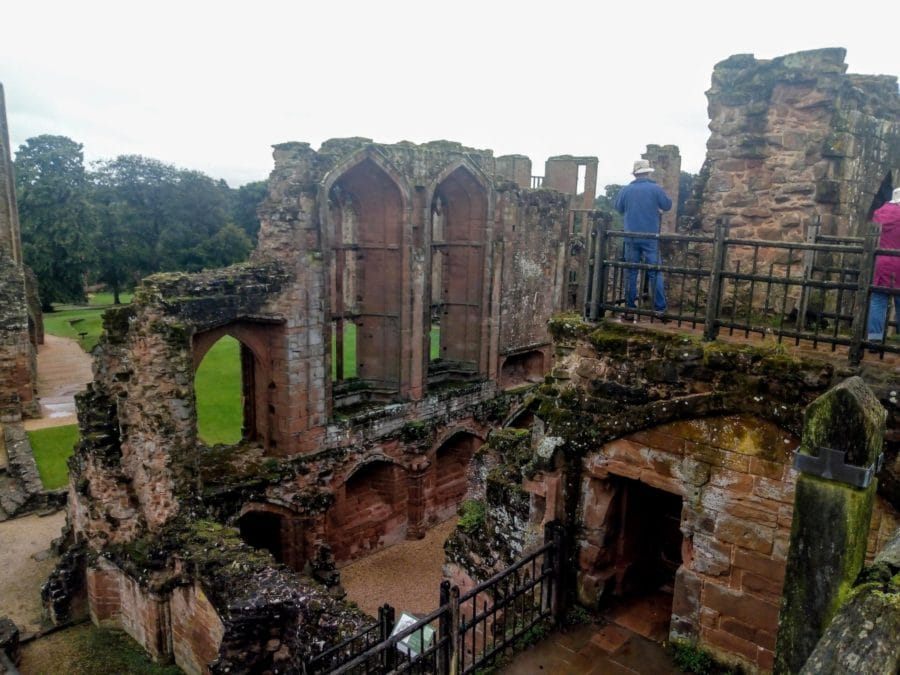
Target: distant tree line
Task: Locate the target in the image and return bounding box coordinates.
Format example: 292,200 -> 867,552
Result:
15,135 -> 268,309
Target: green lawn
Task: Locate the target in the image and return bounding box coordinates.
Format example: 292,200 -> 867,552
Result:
27,424 -> 79,489
195,336 -> 242,445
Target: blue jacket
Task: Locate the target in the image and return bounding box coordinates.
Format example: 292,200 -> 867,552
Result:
614,177 -> 673,234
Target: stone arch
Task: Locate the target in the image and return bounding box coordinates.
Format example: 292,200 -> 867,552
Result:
428,429 -> 484,522
192,321 -> 279,450
237,502 -> 307,571
503,403 -> 537,430
428,161 -> 491,376
329,457 -> 409,562
322,151 -> 412,399
577,414 -> 800,666
499,348 -> 546,389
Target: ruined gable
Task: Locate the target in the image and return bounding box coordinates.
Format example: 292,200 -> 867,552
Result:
687,48 -> 900,240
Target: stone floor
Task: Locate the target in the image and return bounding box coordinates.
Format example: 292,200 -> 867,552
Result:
501,592 -> 680,675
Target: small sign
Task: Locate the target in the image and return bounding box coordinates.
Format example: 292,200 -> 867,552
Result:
391,612 -> 435,657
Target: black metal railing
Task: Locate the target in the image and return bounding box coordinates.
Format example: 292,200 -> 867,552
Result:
304,522 -> 565,674
583,217 -> 900,366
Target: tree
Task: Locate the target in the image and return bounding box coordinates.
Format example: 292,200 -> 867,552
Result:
196,222 -> 253,268
594,184 -> 625,230
15,135 -> 95,308
233,180 -> 267,243
91,155 -> 179,280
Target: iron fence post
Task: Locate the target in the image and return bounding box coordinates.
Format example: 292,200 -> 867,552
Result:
543,520 -> 566,624
379,603 -> 396,672
449,585 -> 461,675
439,580 -> 451,675
589,216 -> 608,320
797,217 -> 820,331
849,223 -> 880,365
704,219 -> 728,341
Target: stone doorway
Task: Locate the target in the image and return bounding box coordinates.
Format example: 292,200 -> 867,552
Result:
239,510 -> 284,563
593,476 -> 682,642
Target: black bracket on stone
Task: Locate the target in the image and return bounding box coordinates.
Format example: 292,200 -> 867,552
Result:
793,446 -> 884,488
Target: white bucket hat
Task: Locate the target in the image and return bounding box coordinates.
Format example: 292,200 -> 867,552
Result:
891,187 -> 900,204
632,159 -> 654,175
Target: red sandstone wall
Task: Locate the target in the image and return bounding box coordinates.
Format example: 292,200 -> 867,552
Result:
87,559 -> 224,674
576,414 -> 899,672
578,415 -> 794,670
170,584 -> 226,675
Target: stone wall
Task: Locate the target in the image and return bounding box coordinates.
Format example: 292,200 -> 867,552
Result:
58,137 -> 596,670
642,144 -> 681,233
0,84 -> 38,424
440,316 -> 900,673
687,48 -> 900,241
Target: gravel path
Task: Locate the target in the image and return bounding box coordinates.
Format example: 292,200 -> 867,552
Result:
0,510 -> 66,634
341,518 -> 458,618
24,334 -> 93,431
1,335 -> 85,636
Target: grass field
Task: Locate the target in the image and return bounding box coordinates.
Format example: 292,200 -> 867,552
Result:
43,292 -> 133,352
27,424 -> 79,489
195,336 -> 243,445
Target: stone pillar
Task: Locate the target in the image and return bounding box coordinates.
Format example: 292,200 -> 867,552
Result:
774,376 -> 885,674
405,459 -> 429,540
642,144 -> 680,233
0,84 -> 22,264
799,528 -> 900,673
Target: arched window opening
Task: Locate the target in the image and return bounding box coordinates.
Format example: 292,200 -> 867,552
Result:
329,159 -> 404,411
429,167 -> 488,388
499,350 -> 545,390
195,335 -> 244,445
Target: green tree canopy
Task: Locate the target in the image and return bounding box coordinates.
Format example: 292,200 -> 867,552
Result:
16,135 -> 95,308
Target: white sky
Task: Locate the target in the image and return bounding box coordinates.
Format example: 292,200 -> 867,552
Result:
2,1 -> 897,190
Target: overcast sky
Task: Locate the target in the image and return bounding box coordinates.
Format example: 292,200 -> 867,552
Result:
2,1 -> 897,191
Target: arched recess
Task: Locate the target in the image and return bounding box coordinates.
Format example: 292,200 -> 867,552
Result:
429,163 -> 490,379
323,153 -> 410,404
499,349 -> 545,389
429,430 -> 483,522
237,502 -> 306,571
577,415 -> 800,656
192,321 -> 278,450
328,458 -> 409,562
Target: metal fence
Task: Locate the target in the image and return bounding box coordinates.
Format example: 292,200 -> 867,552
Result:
304,522 -> 565,675
583,218 -> 900,366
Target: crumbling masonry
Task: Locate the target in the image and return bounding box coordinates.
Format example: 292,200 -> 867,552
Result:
41,48 -> 900,674
0,84 -> 47,522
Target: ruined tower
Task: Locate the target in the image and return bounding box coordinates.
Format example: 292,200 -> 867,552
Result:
687,48 -> 900,239
0,85 -> 39,424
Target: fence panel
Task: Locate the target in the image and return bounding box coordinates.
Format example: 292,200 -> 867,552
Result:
304,522 -> 563,674
585,218 -> 896,365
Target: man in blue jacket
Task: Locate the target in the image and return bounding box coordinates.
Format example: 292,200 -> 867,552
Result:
614,159 -> 673,321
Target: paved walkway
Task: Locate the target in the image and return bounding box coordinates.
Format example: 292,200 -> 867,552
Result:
24,334 -> 93,431
0,334 -> 87,637
502,593 -> 679,675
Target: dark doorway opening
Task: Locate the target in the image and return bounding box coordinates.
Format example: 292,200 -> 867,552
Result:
239,511 -> 284,564
604,477 -> 682,641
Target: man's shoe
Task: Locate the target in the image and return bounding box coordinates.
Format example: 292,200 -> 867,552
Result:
654,311 -> 670,325
620,312 -> 635,323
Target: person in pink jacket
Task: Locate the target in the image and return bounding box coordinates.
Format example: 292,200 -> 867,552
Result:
867,187 -> 900,342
